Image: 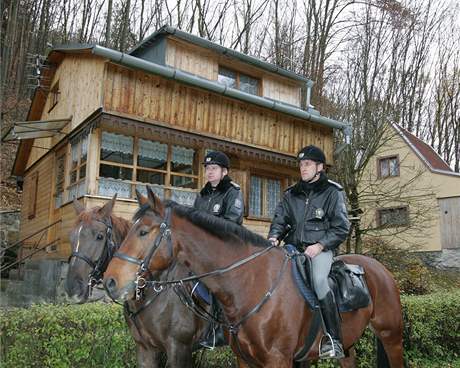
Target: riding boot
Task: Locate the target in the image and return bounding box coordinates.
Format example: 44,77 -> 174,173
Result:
319,291 -> 345,359
200,297 -> 226,349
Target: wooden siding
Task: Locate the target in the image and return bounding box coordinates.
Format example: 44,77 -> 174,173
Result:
165,37 -> 302,107
26,55 -> 106,170
19,155 -> 55,260
263,74 -> 301,107
438,197 -> 460,249
103,63 -> 333,160
166,38 -> 217,80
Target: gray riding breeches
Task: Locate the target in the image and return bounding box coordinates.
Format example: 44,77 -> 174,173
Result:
310,250 -> 333,300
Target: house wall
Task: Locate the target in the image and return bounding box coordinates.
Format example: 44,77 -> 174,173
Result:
359,125 -> 460,252
165,38 -> 302,107
19,155 -> 57,259
102,62 -> 333,160
26,55 -> 106,170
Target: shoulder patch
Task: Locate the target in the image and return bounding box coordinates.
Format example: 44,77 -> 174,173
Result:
230,181 -> 241,189
328,180 -> 343,190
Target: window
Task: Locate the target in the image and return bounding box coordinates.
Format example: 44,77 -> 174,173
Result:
378,156 -> 399,178
48,81 -> 60,112
377,207 -> 409,227
54,154 -> 66,208
68,134 -> 88,200
217,66 -> 260,96
27,172 -> 39,219
249,175 -> 281,219
98,131 -> 199,206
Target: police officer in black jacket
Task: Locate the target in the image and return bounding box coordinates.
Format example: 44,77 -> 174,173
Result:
194,150 -> 244,348
193,151 -> 244,225
268,145 -> 350,359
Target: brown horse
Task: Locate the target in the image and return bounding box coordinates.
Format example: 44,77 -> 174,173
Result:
65,194 -> 208,368
104,188 -> 404,368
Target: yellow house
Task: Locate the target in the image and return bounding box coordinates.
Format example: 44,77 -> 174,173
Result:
359,123 -> 460,267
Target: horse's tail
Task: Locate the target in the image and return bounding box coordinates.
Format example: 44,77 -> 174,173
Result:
376,336 -> 390,368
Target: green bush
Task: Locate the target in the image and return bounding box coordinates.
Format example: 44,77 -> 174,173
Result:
1,291 -> 459,367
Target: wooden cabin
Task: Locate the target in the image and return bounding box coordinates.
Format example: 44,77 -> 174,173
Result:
11,26 -> 347,263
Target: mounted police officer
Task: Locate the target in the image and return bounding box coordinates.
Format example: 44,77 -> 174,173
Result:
268,145 -> 350,359
194,150 -> 244,348
193,151 -> 244,225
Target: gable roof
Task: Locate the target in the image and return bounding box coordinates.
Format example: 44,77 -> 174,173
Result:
129,25 -> 311,85
392,123 -> 458,176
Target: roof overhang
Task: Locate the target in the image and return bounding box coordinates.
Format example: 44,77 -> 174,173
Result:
2,117 -> 71,141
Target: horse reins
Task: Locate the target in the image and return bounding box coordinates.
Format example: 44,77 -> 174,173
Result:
113,203 -> 294,367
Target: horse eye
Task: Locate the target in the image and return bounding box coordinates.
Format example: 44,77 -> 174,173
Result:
96,234 -> 104,240
139,230 -> 148,237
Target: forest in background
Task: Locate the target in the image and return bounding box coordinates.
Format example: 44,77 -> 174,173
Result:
1,0 -> 459,232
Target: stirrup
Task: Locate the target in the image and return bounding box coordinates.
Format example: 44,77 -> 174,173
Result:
319,333 -> 344,359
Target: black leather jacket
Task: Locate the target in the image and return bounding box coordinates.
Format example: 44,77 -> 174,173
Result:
193,175 -> 244,225
268,173 -> 350,251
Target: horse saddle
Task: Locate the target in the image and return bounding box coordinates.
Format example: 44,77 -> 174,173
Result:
285,244 -> 371,312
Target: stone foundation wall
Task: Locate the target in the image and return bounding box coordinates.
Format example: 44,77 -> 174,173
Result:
417,248 -> 460,271
0,210 -> 20,250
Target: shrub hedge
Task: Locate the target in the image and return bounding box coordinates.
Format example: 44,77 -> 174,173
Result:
1,291 -> 459,367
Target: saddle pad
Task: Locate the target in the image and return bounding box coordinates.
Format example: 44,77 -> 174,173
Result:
191,281 -> 212,305
285,245 -> 371,313
285,244 -> 319,310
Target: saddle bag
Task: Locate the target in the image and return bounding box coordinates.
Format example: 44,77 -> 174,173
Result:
329,260 -> 370,312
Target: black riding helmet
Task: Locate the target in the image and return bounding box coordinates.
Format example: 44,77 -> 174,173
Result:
297,145 -> 326,164
202,151 -> 230,169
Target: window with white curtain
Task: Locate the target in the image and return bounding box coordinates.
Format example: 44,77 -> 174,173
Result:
68,133 -> 89,201
98,131 -> 199,205
249,175 -> 281,219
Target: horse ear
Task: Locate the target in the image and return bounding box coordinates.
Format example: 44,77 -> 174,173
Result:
99,193 -> 117,218
135,189 -> 149,206
146,186 -> 164,215
73,198 -> 85,215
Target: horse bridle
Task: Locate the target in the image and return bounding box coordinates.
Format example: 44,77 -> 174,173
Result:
112,205 -> 173,299
69,217 -> 118,292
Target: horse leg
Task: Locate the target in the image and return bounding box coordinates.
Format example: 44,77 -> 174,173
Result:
165,341 -> 193,368
370,323 -> 404,368
339,346 -> 357,368
136,344 -> 162,368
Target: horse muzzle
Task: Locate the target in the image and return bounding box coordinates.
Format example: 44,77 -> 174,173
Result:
103,277 -> 134,301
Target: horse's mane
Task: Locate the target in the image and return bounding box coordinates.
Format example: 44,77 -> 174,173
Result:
133,201 -> 271,248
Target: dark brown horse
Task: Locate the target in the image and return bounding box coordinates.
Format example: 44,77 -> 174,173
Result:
104,188 -> 404,368
65,194 -> 208,368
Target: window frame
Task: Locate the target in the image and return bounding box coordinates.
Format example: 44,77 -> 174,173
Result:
54,151 -> 66,208
97,131 -> 200,200
67,134 -> 89,201
377,155 -> 400,179
376,206 -> 409,228
217,66 -> 261,96
48,81 -> 60,113
247,172 -> 284,221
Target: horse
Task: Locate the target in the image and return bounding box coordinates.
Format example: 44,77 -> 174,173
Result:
103,187 -> 404,368
65,194 -> 209,368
